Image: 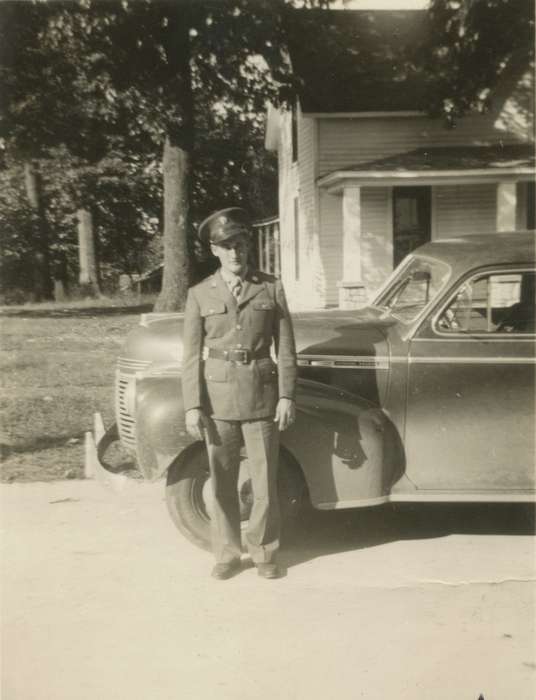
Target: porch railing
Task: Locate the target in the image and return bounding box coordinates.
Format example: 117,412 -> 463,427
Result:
252,216 -> 280,276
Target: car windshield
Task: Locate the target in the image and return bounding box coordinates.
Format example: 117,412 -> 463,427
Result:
374,255 -> 451,323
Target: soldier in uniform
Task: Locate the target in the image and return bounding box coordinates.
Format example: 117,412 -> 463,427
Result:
182,207 -> 297,580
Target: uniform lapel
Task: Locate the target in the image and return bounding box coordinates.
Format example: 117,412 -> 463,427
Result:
238,269 -> 264,308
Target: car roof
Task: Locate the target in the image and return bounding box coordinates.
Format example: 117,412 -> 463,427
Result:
415,231 -> 536,270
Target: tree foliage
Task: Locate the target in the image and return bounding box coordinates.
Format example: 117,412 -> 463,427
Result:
0,0 -> 298,305
416,0 -> 535,123
3,0 -> 529,305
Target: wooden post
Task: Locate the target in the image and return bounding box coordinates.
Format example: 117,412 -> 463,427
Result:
258,228 -> 264,271
264,225 -> 272,274
274,221 -> 281,277
338,185 -> 366,309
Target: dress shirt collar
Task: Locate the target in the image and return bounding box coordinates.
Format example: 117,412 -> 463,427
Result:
219,266 -> 248,290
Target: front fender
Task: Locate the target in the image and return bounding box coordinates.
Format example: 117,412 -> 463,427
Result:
135,375 -> 196,481
281,379 -> 404,508
132,375 -> 405,499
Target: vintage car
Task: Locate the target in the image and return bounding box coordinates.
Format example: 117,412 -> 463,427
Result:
91,231 -> 536,550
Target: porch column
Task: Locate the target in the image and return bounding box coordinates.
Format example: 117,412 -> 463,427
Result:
337,185 -> 367,309
497,182 -> 517,231
264,225 -> 272,273
274,221 -> 281,277
258,228 -> 264,270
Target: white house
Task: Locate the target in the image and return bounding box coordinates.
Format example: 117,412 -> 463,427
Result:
264,9 -> 536,309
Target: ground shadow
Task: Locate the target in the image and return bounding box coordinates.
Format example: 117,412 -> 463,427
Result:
0,434 -> 88,458
0,304 -> 154,319
0,433 -> 138,476
280,502 -> 535,569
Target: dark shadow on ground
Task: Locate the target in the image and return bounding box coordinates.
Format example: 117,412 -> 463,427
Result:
0,435 -> 89,458
280,503 -> 536,569
0,304 -> 155,319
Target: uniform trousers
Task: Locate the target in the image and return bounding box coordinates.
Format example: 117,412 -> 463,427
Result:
204,417 -> 280,564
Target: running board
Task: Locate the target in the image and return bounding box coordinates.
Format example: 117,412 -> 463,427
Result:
315,492 -> 536,509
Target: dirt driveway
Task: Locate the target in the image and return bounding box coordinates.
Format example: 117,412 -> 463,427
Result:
2,479 -> 535,700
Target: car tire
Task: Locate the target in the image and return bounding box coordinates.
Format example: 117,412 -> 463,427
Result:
165,443 -> 308,551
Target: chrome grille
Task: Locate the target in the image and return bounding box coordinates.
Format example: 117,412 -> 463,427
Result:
117,357 -> 152,372
115,370 -> 137,450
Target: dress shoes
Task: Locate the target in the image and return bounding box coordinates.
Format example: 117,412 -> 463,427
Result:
211,560 -> 242,580
256,563 -> 281,579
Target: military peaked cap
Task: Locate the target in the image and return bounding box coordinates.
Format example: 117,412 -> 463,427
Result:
198,207 -> 252,245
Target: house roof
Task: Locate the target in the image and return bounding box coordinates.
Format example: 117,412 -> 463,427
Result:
328,144 -> 536,174
317,143 -> 536,190
286,9 -> 427,113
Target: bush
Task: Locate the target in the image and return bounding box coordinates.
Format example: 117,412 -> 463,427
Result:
0,287 -> 35,305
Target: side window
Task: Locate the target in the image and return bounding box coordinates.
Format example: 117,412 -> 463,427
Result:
437,270 -> 535,335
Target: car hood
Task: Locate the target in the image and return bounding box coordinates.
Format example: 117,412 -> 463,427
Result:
119,306 -> 394,379
290,307 -> 393,406
291,307 -> 393,358
118,313 -> 185,370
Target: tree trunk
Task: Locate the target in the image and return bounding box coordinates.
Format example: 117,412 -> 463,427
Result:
77,207 -> 101,297
53,250 -> 69,301
154,138 -> 191,311
153,3 -> 194,312
24,161 -> 53,301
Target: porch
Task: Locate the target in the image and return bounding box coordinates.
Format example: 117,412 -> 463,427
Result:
316,144 -> 536,308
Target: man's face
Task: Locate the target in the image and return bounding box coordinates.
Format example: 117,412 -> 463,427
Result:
211,234 -> 250,276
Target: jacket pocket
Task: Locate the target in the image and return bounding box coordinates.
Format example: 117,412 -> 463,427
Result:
250,297 -> 275,336
203,357 -> 228,383
201,301 -> 227,339
257,358 -> 278,383
251,298 -> 275,312
200,300 -> 227,317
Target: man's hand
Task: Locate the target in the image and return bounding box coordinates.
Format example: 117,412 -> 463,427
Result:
185,408 -> 208,441
274,398 -> 295,431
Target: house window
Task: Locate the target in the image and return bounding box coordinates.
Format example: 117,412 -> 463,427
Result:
291,101 -> 298,163
294,197 -> 300,281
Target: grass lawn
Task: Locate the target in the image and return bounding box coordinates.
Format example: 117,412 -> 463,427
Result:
0,299 -> 155,482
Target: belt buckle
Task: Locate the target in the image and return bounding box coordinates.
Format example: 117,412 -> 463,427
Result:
234,349 -> 249,364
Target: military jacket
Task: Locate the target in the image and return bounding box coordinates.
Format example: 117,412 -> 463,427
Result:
182,268 -> 297,421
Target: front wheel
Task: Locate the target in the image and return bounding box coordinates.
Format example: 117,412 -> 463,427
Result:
165,443 -> 308,551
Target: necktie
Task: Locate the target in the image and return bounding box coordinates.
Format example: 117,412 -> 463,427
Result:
231,278 -> 242,300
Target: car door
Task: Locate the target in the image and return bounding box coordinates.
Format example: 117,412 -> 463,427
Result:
404,266 -> 536,492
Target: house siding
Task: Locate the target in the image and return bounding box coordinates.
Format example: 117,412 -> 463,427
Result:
276,107 -> 325,308
317,114 -> 528,176
273,76 -> 533,309
296,113 -> 323,307
433,184 -> 497,239
276,111 -> 299,299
